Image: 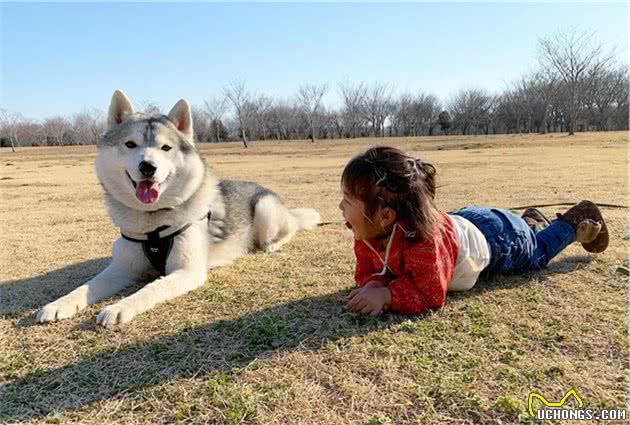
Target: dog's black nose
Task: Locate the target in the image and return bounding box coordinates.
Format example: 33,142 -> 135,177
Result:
139,161 -> 157,177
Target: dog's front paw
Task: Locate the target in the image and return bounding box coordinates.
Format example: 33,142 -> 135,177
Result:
96,302 -> 137,328
37,298 -> 86,323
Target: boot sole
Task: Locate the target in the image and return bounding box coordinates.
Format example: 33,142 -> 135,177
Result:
575,219 -> 602,244
579,202 -> 609,253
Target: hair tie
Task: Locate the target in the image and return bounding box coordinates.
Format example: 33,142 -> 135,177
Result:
407,158 -> 421,177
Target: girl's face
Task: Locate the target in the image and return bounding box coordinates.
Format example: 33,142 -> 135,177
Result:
339,189 -> 387,241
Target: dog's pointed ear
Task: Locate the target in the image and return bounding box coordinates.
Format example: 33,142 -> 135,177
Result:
107,90 -> 135,128
168,99 -> 193,140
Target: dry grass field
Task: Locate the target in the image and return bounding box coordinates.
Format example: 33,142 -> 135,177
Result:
0,132 -> 628,424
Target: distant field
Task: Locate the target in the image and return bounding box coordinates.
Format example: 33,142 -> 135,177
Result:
0,132 -> 628,424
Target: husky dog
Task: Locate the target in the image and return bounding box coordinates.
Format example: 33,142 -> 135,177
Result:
37,90 -> 320,327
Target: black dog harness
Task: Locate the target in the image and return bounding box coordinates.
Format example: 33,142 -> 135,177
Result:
121,211 -> 212,275
121,224 -> 192,275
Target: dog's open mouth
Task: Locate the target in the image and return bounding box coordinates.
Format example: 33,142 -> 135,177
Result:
126,171 -> 137,189
126,171 -> 161,204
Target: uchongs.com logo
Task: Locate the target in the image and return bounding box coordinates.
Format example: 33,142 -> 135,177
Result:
528,389 -> 626,421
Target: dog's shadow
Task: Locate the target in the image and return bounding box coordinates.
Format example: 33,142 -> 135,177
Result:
0,258 -> 111,318
1,288 -> 411,422
0,254 -> 593,422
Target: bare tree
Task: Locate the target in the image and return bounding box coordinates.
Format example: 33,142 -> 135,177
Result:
296,83 -> 328,142
513,77 -> 539,133
611,69 -> 629,130
0,109 -> 23,152
203,96 -> 228,143
71,108 -> 105,145
265,101 -> 291,140
538,28 -> 615,135
413,92 -> 441,135
584,65 -> 628,130
15,120 -> 45,146
267,99 -> 308,140
224,80 -> 252,147
339,80 -> 367,138
438,111 -> 451,135
532,71 -> 558,133
390,93 -> 413,136
42,116 -> 71,145
362,82 -> 394,137
390,92 -> 440,136
253,94 -> 274,140
191,106 -> 211,143
328,109 -> 345,139
449,89 -> 493,135
138,100 -> 161,115
496,76 -> 544,134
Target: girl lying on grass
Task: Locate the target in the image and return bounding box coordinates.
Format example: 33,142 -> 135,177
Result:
339,146 -> 609,316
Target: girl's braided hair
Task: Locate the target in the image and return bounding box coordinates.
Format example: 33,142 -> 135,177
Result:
341,146 -> 439,241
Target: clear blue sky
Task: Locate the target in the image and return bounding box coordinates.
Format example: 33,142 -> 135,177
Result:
1,2 -> 627,119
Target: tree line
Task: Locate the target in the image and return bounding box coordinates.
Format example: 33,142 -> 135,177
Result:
1,29 -> 627,151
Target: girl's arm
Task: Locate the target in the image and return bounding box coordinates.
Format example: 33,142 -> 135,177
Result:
387,242 -> 456,315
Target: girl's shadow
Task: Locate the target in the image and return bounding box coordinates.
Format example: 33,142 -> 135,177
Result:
449,254 -> 593,299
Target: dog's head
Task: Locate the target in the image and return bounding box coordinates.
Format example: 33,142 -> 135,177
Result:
96,90 -> 205,211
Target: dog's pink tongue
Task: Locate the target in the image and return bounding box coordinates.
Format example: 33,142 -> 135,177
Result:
136,180 -> 160,204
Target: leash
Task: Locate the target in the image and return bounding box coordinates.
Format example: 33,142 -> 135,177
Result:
317,202 -> 628,227
508,202 -> 628,210
318,220 -> 345,227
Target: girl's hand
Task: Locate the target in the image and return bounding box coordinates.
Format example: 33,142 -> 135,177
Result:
347,287 -> 392,317
347,280 -> 385,301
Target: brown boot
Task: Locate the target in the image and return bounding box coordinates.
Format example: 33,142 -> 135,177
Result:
522,208 -> 551,232
556,200 -> 609,253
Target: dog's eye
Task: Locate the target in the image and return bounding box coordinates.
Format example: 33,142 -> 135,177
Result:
161,145 -> 172,152
125,141 -> 137,149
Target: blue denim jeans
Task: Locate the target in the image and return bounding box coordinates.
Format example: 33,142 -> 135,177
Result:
451,206 -> 576,274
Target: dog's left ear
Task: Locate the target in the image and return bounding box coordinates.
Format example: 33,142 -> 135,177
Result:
107,89 -> 135,129
168,99 -> 193,140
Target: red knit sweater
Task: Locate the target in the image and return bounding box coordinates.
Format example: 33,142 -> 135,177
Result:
353,213 -> 459,314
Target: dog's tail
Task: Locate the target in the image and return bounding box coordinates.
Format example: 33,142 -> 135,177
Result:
289,208 -> 320,230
